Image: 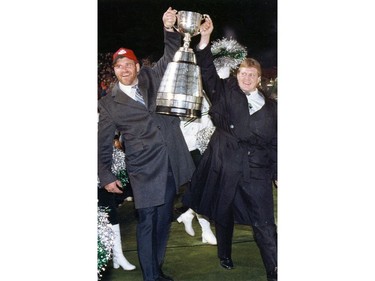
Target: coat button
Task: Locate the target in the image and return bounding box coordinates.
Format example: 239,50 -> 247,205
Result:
248,151 -> 251,155
230,124 -> 234,129
157,125 -> 161,129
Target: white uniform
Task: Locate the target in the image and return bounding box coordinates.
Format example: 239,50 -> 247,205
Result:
180,96 -> 214,153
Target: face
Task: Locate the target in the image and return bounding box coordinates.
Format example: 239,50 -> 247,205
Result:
113,57 -> 140,85
236,67 -> 261,93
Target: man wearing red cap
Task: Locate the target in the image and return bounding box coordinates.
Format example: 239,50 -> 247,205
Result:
98,7 -> 195,281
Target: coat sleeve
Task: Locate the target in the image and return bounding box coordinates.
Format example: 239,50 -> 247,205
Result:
269,100 -> 277,181
194,44 -> 226,105
151,30 -> 181,80
97,98 -> 117,187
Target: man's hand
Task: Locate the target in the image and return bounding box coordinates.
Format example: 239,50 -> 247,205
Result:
162,7 -> 177,30
198,16 -> 213,49
200,15 -> 213,37
104,180 -> 123,194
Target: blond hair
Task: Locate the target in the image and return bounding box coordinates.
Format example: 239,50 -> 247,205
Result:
237,58 -> 262,76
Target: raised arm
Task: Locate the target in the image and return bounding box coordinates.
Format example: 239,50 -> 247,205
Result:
152,7 -> 181,78
195,16 -> 225,104
198,15 -> 214,50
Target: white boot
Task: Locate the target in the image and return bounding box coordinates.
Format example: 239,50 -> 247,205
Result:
176,208 -> 195,236
197,215 -> 217,245
111,224 -> 136,271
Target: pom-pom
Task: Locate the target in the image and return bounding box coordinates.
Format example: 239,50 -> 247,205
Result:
211,37 -> 247,71
111,147 -> 129,189
116,169 -> 130,189
97,207 -> 115,279
197,126 -> 216,154
111,147 -> 126,175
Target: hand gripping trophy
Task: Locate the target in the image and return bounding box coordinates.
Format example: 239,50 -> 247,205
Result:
156,11 -> 210,118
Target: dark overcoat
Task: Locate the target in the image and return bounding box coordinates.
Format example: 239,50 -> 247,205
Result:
183,45 -> 277,227
98,31 -> 195,209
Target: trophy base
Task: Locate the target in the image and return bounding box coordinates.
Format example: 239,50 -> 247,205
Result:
156,106 -> 201,118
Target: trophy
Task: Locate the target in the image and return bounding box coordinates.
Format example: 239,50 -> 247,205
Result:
156,11 -> 209,118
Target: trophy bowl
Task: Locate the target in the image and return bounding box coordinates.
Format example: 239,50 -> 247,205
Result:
175,11 -> 205,37
174,11 -> 209,48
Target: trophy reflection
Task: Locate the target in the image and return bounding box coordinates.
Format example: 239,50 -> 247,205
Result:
156,11 -> 209,118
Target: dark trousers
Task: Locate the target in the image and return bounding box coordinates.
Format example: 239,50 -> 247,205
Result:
215,211 -> 234,260
215,204 -> 277,280
253,224 -> 278,280
98,188 -> 119,225
136,169 -> 176,281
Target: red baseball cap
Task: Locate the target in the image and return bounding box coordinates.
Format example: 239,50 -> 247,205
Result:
112,48 -> 138,64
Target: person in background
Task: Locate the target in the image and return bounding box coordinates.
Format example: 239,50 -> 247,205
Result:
98,134 -> 136,271
183,16 -> 278,281
177,96 -> 217,245
112,134 -> 134,206
98,7 -> 195,281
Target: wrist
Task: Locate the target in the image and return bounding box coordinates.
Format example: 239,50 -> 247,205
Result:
164,25 -> 173,31
198,42 -> 208,50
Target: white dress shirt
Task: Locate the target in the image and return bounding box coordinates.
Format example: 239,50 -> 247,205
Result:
119,80 -> 139,100
246,88 -> 265,115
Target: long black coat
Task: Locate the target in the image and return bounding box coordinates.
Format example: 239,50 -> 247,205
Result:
183,45 -> 277,227
98,31 -> 195,209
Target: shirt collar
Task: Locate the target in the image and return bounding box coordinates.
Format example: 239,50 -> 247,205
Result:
245,88 -> 258,96
246,89 -> 265,115
119,79 -> 138,97
247,89 -> 262,101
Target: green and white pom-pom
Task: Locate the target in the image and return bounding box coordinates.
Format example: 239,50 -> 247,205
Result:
97,207 -> 115,279
211,37 -> 247,71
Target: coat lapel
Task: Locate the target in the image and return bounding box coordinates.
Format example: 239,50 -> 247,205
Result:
112,82 -> 148,109
137,75 -> 150,109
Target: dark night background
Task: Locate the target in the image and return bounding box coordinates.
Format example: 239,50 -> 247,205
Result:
98,0 -> 277,69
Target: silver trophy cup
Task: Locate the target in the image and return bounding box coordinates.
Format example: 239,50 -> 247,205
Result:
156,11 -> 209,118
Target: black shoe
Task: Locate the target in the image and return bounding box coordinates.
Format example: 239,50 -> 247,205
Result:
158,270 -> 174,281
220,257 -> 234,269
